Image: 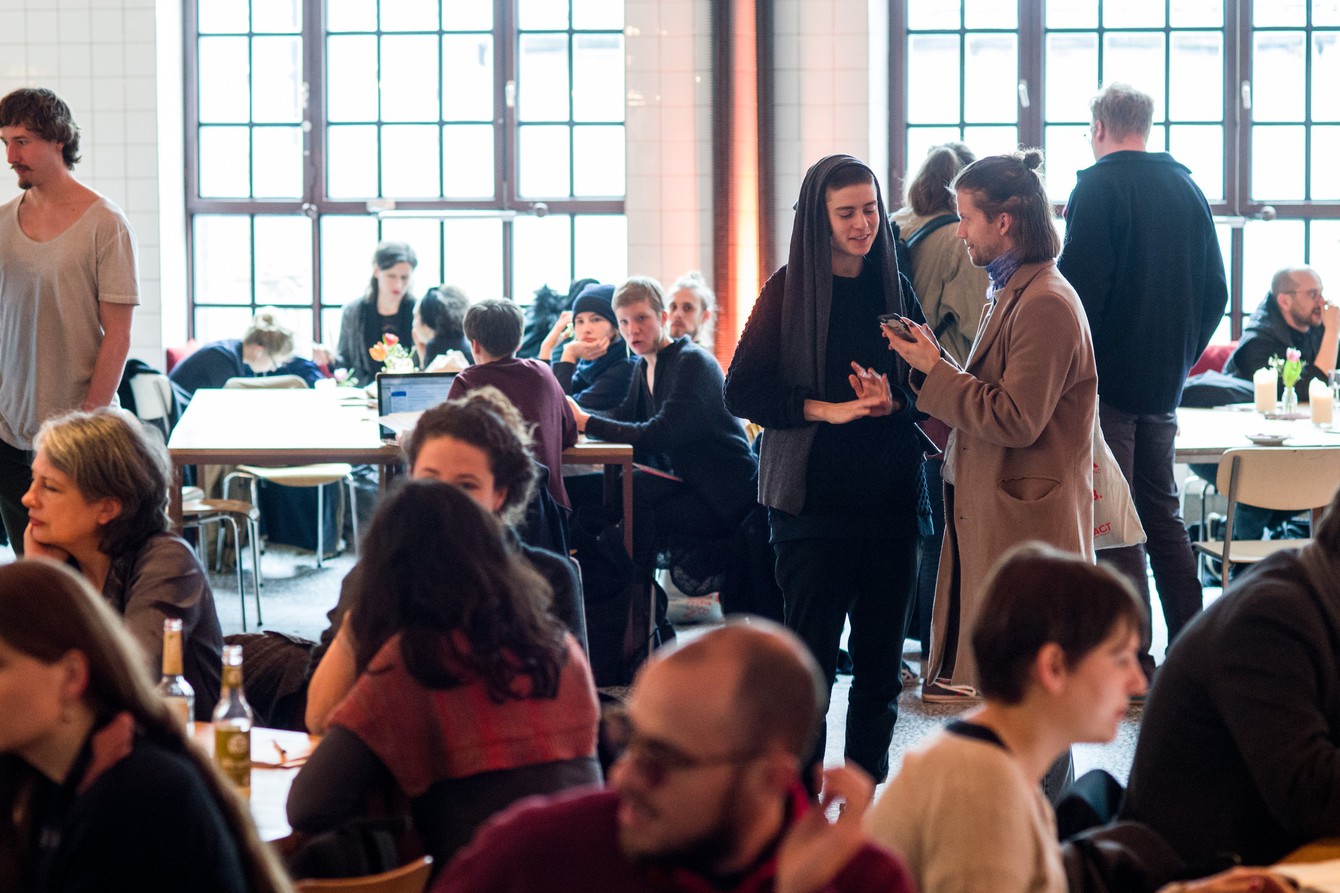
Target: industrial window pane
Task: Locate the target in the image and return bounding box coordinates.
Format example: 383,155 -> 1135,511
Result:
1045,33 -> 1098,123
906,127 -> 963,171
254,216 -> 314,305
961,125 -> 1019,159
573,33 -> 625,123
1309,221 -> 1340,292
252,36 -> 304,124
1317,0 -> 1340,26
320,216 -> 379,307
326,0 -> 376,32
252,0 -> 300,33
1102,32 -> 1166,119
519,34 -> 571,122
326,35 -> 379,123
1104,0 -> 1164,28
442,124 -> 496,198
198,126 -> 251,197
572,0 -> 622,30
1043,124 -> 1092,205
519,125 -> 572,197
199,0 -> 248,34
907,0 -> 959,30
194,215 -> 252,304
906,35 -> 960,125
1169,124 -> 1224,203
252,128 -> 304,198
1312,33 -> 1340,122
574,215 -> 628,284
964,0 -> 1015,29
198,37 -> 250,124
1311,126 -> 1340,200
513,213 -> 572,297
1170,0 -> 1222,27
1252,125 -> 1306,201
442,219 -> 503,301
573,125 -> 624,197
1243,219 -> 1305,303
1045,0 -> 1096,29
380,124 -> 442,197
443,0 -> 491,31
964,34 -> 1018,123
442,35 -> 494,121
1169,32 -> 1223,122
380,219 -> 442,284
518,0 -> 568,30
1252,31 -> 1306,122
195,307 -> 255,345
380,0 -> 438,31
326,124 -> 380,198
381,35 -> 440,122
1253,0 -> 1306,27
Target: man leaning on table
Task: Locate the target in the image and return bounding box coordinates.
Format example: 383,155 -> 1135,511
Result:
433,620 -> 915,893
1058,82 -> 1227,673
0,87 -> 137,554
1224,266 -> 1338,401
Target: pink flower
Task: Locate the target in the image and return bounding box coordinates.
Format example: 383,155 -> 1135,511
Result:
383,332 -> 400,347
1287,347 -> 1302,363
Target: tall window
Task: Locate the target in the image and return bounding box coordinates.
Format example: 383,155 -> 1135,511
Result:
186,0 -> 627,347
893,0 -> 1340,339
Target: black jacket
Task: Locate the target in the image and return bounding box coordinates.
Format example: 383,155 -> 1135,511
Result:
1224,291 -> 1328,399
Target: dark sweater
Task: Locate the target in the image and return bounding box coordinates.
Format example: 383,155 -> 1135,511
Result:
585,337 -> 757,523
1059,151 -> 1227,414
1224,291 -> 1329,399
552,342 -> 637,412
1121,542 -> 1340,866
168,339 -> 323,398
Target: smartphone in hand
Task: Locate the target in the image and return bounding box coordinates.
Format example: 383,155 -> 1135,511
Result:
878,313 -> 917,343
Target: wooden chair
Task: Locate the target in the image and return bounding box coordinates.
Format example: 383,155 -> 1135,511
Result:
220,376 -> 359,567
293,856 -> 432,893
1192,446 -> 1340,577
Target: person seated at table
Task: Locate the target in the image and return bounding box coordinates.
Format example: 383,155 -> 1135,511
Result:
286,480 -> 601,871
667,270 -> 716,347
866,542 -> 1146,893
415,284 -> 474,369
21,409 -> 223,720
169,307 -> 324,400
1121,482 -> 1340,868
0,559 -> 289,893
567,276 -> 758,569
538,282 -> 636,411
317,240 -> 419,386
302,386 -> 584,734
449,299 -> 578,511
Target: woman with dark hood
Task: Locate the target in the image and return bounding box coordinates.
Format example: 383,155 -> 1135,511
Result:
725,154 -> 931,784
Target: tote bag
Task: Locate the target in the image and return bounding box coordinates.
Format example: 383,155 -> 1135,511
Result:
1093,419 -> 1146,550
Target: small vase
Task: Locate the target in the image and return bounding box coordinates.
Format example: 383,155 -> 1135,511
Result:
1281,386 -> 1299,415
384,357 -> 415,374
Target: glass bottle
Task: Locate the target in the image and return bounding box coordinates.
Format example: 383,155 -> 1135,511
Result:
212,644 -> 253,797
156,618 -> 195,730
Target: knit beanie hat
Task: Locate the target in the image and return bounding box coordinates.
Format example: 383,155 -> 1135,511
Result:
571,283 -> 618,328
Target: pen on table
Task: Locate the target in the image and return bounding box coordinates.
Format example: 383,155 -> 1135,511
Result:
273,740 -> 288,763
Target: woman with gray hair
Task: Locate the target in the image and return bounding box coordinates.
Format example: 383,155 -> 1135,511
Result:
20,408 -> 223,719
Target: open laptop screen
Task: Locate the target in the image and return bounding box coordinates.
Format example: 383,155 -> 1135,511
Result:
375,371 -> 458,438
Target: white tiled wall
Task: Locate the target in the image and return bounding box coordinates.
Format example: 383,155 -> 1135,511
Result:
0,0 -> 165,368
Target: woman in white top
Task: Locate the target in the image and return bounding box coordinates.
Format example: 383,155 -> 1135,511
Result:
866,542 -> 1145,893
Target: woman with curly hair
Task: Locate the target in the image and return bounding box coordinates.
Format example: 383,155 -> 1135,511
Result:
287,480 -> 600,870
0,559 -> 290,893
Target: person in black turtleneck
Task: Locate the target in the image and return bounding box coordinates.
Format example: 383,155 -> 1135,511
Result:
724,155 -> 931,785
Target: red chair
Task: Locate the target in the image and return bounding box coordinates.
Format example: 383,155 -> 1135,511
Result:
166,340 -> 200,373
1188,341 -> 1238,377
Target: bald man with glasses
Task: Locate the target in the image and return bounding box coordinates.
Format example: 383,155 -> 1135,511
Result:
1225,265 -> 1339,402
433,620 -> 913,893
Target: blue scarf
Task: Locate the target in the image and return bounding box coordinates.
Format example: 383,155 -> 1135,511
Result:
984,249 -> 1023,302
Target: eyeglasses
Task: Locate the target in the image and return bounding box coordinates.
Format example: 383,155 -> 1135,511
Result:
1280,289 -> 1325,302
619,733 -> 762,788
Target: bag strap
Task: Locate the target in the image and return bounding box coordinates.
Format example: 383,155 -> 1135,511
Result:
904,213 -> 959,249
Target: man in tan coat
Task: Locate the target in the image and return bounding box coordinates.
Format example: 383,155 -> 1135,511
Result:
884,150 -> 1097,701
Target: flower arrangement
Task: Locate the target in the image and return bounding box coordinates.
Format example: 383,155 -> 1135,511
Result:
369,332 -> 414,373
1270,348 -> 1304,390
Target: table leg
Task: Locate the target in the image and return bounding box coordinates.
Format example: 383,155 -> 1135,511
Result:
621,459 -> 634,558
170,463 -> 184,532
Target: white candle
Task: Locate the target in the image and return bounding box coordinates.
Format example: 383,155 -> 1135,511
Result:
1311,379 -> 1333,426
1254,367 -> 1277,414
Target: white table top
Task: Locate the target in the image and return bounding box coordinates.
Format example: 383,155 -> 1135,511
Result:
1175,404 -> 1340,464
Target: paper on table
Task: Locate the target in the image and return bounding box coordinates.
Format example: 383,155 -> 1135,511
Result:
1276,858 -> 1340,892
377,410 -> 424,436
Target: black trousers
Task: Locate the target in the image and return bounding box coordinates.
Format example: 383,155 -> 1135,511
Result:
0,438 -> 33,554
773,533 -> 919,783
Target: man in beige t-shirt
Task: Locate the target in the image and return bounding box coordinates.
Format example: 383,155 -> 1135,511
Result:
0,87 -> 138,552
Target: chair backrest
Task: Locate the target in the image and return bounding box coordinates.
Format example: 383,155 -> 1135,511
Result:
223,374 -> 309,390
294,857 -> 432,893
1215,447 -> 1340,512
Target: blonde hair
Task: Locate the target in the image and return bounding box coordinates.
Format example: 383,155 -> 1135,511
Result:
242,308 -> 295,363
612,276 -> 668,315
33,409 -> 170,557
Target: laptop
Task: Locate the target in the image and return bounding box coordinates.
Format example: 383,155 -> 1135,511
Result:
375,371 -> 458,439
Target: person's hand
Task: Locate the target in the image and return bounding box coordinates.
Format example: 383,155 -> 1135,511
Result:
881,318 -> 943,374
848,362 -> 895,416
541,312 -> 574,361
567,335 -> 612,362
23,524 -> 71,563
1323,301 -> 1340,333
777,763 -> 876,893
312,344 -> 334,368
566,395 -> 590,433
1158,867 -> 1297,893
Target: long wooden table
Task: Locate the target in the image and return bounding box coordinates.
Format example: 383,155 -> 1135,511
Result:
1175,405 -> 1340,464
167,387 -> 636,556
